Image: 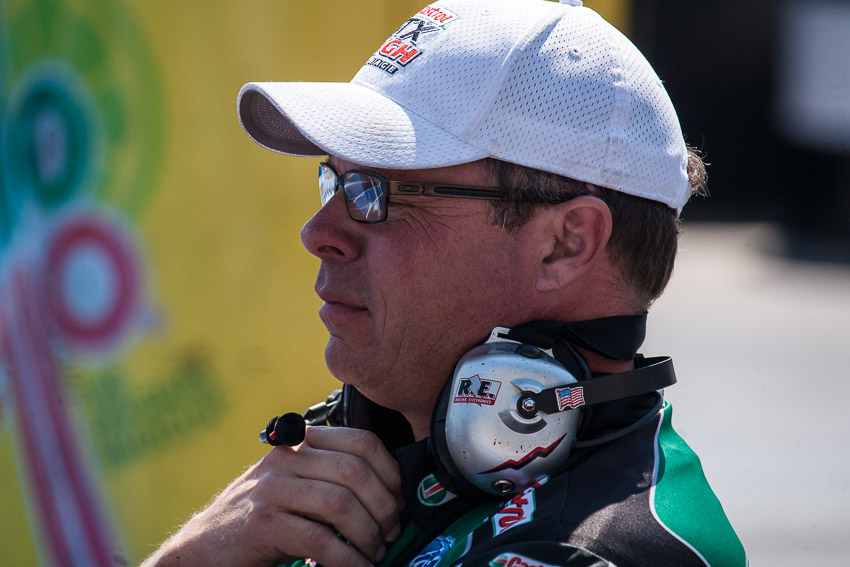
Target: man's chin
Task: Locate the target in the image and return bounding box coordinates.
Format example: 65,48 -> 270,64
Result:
324,339 -> 373,388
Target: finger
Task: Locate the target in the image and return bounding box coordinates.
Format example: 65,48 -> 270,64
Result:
303,427 -> 402,497
269,513 -> 376,567
283,446 -> 401,543
290,432 -> 401,541
255,475 -> 386,562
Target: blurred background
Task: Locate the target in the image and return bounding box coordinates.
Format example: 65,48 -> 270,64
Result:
0,0 -> 847,565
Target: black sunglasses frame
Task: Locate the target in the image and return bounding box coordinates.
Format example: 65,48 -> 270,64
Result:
319,161 -> 503,223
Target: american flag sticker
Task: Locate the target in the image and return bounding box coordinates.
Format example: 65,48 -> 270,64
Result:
556,386 -> 585,410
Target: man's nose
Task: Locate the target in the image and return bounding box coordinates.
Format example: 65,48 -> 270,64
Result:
300,190 -> 363,261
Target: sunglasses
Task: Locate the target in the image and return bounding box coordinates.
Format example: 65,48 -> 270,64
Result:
318,162 -> 503,223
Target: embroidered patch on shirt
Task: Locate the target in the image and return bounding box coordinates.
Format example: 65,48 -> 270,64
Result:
417,473 -> 458,507
492,486 -> 537,536
488,553 -> 559,567
407,534 -> 456,567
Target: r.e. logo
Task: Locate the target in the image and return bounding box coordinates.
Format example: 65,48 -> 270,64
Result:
453,375 -> 501,406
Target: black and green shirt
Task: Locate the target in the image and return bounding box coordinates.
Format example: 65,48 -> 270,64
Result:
291,398 -> 747,567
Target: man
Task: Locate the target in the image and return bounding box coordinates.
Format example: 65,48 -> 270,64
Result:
144,0 -> 746,565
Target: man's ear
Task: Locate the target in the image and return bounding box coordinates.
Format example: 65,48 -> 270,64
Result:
536,195 -> 613,292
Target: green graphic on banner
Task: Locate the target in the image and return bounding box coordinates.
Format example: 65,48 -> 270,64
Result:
2,0 -> 164,220
77,350 -> 226,471
3,68 -> 96,210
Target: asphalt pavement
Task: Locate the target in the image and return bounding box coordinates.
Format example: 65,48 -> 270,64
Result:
643,222 -> 850,566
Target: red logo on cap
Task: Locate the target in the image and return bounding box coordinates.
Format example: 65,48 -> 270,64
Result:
378,38 -> 422,66
368,6 -> 459,74
417,6 -> 458,25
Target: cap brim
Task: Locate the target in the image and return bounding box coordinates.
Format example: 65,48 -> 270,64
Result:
237,82 -> 489,169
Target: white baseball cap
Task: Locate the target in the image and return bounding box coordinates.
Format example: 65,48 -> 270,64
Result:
238,0 -> 691,212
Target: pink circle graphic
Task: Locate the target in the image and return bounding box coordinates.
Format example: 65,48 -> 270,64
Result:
45,215 -> 139,347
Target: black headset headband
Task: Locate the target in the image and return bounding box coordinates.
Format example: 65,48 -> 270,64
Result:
501,317 -> 675,414
504,313 -> 648,361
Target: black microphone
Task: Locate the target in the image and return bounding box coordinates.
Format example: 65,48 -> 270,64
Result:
259,412 -> 306,447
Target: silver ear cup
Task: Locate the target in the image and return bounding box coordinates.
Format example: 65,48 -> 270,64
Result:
442,339 -> 581,496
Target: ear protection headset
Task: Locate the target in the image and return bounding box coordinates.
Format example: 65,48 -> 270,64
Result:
261,316 -> 676,500
428,322 -> 675,498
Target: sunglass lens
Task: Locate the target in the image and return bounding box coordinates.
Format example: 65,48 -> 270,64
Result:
318,163 -> 337,206
344,172 -> 385,222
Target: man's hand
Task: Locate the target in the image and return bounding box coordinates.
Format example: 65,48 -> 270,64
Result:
142,427 -> 404,567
